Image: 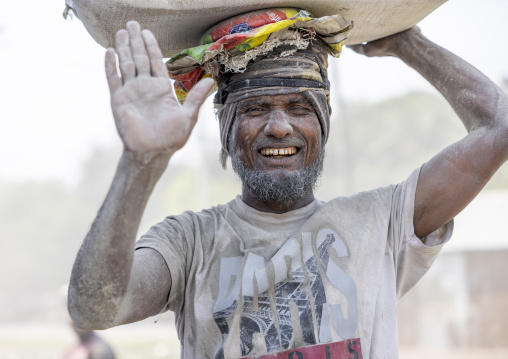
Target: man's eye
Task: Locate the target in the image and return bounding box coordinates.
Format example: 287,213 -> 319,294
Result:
289,106 -> 311,114
246,107 -> 265,113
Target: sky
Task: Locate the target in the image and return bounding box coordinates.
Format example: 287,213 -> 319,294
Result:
0,0 -> 507,185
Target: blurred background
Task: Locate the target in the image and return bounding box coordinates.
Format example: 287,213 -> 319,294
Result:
1,0 -> 507,358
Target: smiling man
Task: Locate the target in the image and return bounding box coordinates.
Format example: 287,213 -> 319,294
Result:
230,93 -> 325,212
68,9 -> 508,359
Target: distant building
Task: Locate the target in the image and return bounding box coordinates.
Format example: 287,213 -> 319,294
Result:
398,189 -> 508,348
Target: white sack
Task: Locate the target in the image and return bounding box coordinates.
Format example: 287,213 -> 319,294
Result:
64,0 -> 447,58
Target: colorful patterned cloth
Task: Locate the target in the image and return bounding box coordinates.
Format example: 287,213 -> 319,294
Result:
166,8 -> 353,103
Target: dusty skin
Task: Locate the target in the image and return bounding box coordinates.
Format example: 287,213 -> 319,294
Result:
68,22 -> 508,333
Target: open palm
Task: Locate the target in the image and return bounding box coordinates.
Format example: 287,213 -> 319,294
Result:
106,22 -> 214,155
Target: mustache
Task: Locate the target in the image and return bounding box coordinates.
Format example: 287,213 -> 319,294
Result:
231,147 -> 325,207
251,137 -> 306,152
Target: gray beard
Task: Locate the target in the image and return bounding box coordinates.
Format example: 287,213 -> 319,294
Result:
231,148 -> 325,207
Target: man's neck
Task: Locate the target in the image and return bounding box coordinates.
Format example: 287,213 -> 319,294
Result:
241,189 -> 315,214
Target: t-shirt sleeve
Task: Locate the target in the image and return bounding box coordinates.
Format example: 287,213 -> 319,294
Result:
135,212 -> 195,314
389,167 -> 454,299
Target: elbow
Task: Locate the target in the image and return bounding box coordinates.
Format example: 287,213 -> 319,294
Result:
501,123 -> 508,160
68,314 -> 101,331
68,304 -> 95,330
68,306 -> 113,331
492,113 -> 508,159
67,296 -> 117,330
500,115 -> 508,135
459,86 -> 508,132
68,309 -> 117,331
487,89 -> 508,133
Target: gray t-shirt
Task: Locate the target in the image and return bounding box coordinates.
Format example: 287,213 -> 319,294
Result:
136,168 -> 452,359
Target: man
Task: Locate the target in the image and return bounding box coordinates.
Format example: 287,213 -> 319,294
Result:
67,15 -> 508,359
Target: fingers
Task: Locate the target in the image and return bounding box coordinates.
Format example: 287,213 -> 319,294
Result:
116,29 -> 135,81
115,21 -> 165,83
142,29 -> 168,78
127,21 -> 150,76
347,44 -> 366,56
182,78 -> 215,124
105,48 -> 121,94
347,42 -> 386,58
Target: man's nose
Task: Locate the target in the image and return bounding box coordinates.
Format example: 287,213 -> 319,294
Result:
264,111 -> 293,138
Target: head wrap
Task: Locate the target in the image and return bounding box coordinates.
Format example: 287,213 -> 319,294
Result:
215,39 -> 332,167
166,8 -> 353,167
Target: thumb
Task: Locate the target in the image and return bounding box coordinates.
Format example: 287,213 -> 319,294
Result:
182,78 -> 215,122
347,44 -> 367,56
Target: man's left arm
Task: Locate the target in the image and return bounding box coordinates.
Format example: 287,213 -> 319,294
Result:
350,27 -> 508,240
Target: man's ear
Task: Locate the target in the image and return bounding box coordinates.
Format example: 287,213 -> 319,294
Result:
220,148 -> 229,169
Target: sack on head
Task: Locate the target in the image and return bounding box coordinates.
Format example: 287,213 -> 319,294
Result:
64,0 -> 446,58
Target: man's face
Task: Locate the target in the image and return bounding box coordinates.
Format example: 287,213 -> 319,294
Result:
229,93 -> 325,207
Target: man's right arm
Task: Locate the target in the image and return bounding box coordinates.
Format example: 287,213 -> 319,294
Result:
67,21 -> 213,329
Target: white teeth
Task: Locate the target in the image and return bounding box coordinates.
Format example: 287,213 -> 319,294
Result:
260,147 -> 297,157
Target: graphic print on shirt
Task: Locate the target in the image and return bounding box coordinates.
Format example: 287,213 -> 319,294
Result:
213,228 -> 359,358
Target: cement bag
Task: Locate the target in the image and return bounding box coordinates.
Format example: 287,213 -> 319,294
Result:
64,0 -> 447,58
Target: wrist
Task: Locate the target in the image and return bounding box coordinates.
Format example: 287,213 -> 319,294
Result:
119,149 -> 173,182
122,148 -> 173,167
386,27 -> 425,58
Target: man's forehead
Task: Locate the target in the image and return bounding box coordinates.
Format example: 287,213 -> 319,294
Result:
237,93 -> 311,107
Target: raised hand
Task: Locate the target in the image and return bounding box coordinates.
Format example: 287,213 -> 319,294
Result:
105,21 -> 214,156
348,27 -> 422,58
69,22 -> 215,330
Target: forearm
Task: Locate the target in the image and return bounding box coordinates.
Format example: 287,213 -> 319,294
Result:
67,20 -> 212,329
391,29 -> 508,133
350,28 -> 508,238
389,30 -> 508,237
68,150 -> 171,329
